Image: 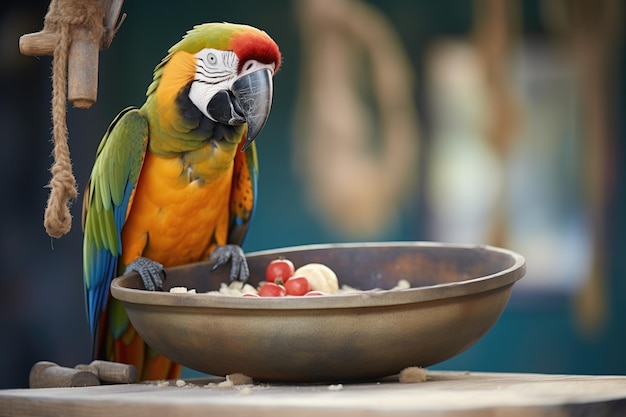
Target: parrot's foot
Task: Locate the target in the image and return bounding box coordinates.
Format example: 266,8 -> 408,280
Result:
210,244 -> 250,283
124,257 -> 165,291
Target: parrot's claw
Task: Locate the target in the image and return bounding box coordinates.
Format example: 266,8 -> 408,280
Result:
124,257 -> 165,291
210,244 -> 250,283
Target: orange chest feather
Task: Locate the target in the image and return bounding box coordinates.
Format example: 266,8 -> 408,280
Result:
121,150 -> 233,267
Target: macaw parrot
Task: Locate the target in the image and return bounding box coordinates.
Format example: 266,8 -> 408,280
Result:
82,22 -> 281,380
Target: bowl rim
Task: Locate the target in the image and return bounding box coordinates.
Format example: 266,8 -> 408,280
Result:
111,241 -> 526,310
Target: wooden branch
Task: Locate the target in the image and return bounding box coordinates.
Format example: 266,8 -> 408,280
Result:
18,0 -> 125,109
75,360 -> 138,384
29,362 -> 100,388
67,27 -> 99,108
102,0 -> 126,48
19,30 -> 59,56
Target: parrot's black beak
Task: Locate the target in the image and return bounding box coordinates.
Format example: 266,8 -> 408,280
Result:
231,68 -> 273,151
205,68 -> 273,151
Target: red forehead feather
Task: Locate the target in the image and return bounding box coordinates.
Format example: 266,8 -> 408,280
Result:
231,31 -> 281,73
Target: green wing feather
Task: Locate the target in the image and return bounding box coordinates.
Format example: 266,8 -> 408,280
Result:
82,107 -> 149,349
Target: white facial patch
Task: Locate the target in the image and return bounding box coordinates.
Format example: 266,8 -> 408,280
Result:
188,48 -> 239,120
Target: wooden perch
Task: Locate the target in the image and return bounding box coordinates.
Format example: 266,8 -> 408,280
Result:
19,0 -> 125,108
30,361 -> 100,388
29,360 -> 137,388
75,360 -> 138,384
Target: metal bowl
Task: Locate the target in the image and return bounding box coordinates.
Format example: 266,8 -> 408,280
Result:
111,242 -> 525,382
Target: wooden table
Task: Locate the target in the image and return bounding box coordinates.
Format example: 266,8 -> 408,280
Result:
1,371 -> 625,416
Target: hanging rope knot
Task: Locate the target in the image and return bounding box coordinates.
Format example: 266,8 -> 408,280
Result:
42,7 -> 87,237
19,0 -> 125,238
44,151 -> 78,238
42,0 -> 104,238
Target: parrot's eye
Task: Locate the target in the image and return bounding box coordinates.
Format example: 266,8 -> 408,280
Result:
206,53 -> 218,65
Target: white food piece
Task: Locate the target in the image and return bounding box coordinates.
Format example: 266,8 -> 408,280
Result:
217,379 -> 234,389
398,366 -> 427,383
337,284 -> 360,294
169,286 -> 198,294
226,373 -> 253,385
293,263 -> 339,294
391,279 -> 411,290
206,282 -> 259,296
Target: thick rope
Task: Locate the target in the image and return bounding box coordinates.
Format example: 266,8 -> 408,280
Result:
45,23 -> 77,238
42,0 -> 104,238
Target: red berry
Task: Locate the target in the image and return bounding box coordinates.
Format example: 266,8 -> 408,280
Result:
258,282 -> 286,297
265,258 -> 295,283
284,276 -> 310,296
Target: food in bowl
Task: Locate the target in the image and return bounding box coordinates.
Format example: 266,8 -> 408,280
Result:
168,257 -> 411,297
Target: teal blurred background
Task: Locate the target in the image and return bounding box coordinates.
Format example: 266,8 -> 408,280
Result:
1,0 -> 624,388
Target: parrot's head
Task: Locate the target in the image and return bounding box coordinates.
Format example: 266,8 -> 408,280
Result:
148,22 -> 281,151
